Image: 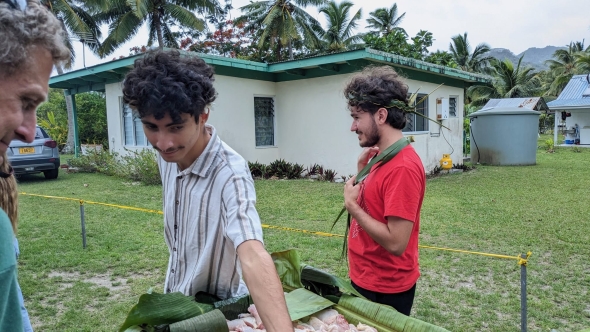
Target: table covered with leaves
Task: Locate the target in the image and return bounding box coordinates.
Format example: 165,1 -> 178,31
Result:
119,250 -> 450,332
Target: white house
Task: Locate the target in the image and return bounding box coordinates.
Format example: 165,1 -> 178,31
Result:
49,48 -> 489,175
547,74 -> 590,146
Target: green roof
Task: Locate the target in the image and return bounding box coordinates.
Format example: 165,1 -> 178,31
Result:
50,48 -> 490,95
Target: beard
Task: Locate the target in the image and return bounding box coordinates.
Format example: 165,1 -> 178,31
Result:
358,118 -> 380,147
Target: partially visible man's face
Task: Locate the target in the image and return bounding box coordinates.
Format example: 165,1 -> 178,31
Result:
0,46 -> 53,163
141,112 -> 210,170
350,107 -> 380,147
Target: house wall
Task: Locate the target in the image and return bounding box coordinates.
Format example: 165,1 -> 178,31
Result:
207,76 -> 278,162
105,72 -> 466,175
555,108 -> 590,144
105,76 -> 278,161
275,74 -> 465,176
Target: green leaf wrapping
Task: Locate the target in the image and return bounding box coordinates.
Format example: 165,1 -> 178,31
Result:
169,309 -> 229,332
118,292 -> 214,332
271,249 -> 305,290
284,288 -> 335,321
335,294 -> 450,332
300,265 -> 365,299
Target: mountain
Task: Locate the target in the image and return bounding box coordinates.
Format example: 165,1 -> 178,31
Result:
485,46 -> 566,72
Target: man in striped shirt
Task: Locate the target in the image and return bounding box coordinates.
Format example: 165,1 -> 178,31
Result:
122,50 -> 293,331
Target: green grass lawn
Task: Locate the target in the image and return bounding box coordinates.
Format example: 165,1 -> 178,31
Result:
14,146 -> 590,331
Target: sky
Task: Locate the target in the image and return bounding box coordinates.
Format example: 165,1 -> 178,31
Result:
67,0 -> 590,72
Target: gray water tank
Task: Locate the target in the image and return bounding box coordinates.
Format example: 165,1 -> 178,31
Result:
468,107 -> 541,165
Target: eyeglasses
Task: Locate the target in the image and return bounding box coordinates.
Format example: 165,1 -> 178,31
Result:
1,0 -> 27,11
0,166 -> 14,178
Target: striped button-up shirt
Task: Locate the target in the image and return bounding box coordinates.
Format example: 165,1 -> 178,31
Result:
159,124 -> 264,299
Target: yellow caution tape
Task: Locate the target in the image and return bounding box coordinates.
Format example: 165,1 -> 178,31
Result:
20,192 -> 163,215
419,244 -> 532,264
20,192 -> 531,265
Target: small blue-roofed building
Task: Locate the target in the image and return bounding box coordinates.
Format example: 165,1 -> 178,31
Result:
547,74 -> 590,146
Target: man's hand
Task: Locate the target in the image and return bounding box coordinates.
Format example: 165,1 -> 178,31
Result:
344,175 -> 361,211
357,146 -> 379,172
237,240 -> 293,332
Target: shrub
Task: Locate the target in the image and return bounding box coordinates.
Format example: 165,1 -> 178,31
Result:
38,111 -> 68,151
429,165 -> 443,177
543,138 -> 555,153
248,161 -> 268,179
322,169 -> 337,182
452,163 -> 474,171
67,149 -> 160,185
68,149 -> 120,174
286,163 -> 304,179
119,149 -> 161,185
268,159 -> 292,179
306,164 -> 321,177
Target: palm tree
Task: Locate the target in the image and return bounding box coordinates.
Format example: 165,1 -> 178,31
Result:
94,0 -> 224,57
424,50 -> 457,68
236,0 -> 326,60
365,3 -> 405,36
449,32 -> 493,72
41,0 -> 102,153
544,41 -> 586,96
467,56 -> 540,106
318,1 -> 362,52
574,51 -> 590,73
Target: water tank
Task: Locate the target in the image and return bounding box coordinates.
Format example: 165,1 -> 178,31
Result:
468,107 -> 541,165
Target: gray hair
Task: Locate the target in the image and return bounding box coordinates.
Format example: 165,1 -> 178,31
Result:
0,0 -> 70,77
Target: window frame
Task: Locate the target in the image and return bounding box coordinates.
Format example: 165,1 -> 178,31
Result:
403,93 -> 429,133
253,96 -> 277,148
121,98 -> 149,147
449,96 -> 459,117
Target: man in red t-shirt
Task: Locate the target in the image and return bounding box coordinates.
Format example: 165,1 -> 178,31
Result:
343,66 -> 426,316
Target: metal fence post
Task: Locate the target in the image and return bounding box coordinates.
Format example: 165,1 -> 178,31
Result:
521,253 -> 527,332
80,200 -> 86,249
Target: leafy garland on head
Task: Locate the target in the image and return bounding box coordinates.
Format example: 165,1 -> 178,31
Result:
333,84 -> 446,260
345,83 -> 449,131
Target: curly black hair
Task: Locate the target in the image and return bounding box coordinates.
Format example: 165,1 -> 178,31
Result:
122,50 -> 217,123
344,66 -> 409,130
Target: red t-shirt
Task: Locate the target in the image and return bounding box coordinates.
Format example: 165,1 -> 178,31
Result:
348,144 -> 426,293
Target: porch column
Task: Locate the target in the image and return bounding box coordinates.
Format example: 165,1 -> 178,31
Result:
71,94 -> 80,157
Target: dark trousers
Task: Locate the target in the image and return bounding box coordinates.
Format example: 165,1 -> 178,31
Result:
351,281 -> 416,316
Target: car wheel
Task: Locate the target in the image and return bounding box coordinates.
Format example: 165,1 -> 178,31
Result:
44,168 -> 59,179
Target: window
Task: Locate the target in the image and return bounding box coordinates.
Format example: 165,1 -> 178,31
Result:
254,97 -> 275,146
403,93 -> 428,132
122,101 -> 149,146
449,96 -> 458,117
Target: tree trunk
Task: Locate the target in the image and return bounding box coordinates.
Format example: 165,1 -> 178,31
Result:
277,41 -> 282,62
155,12 -> 164,49
288,39 -> 293,60
56,65 -> 75,153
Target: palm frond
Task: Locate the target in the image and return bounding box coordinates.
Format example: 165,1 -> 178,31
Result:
98,11 -> 143,57
126,0 -> 148,19
163,3 -> 206,31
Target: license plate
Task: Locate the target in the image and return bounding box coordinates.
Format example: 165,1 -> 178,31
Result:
19,147 -> 35,154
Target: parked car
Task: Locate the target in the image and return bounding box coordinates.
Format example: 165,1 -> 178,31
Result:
7,126 -> 60,179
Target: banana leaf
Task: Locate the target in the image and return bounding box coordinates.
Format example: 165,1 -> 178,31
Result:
335,294 -> 450,332
118,292 -> 214,332
214,288 -> 333,322
214,293 -> 253,320
169,309 -> 229,332
271,249 -> 304,290
272,249 -> 365,299
284,288 -> 334,321
301,265 -> 365,299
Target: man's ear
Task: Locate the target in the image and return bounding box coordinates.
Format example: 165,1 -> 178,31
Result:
375,108 -> 388,124
199,110 -> 210,124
